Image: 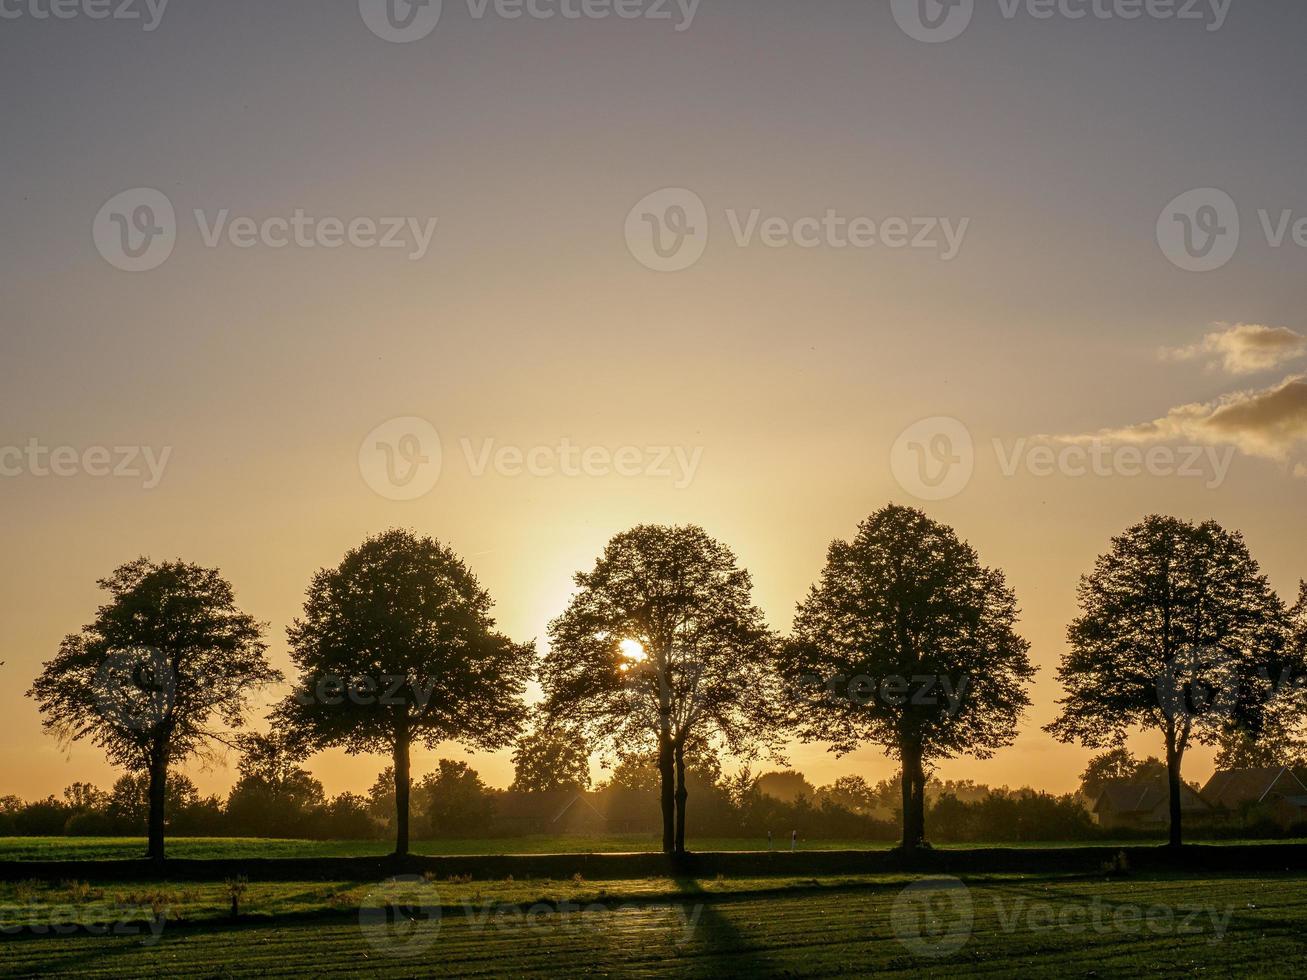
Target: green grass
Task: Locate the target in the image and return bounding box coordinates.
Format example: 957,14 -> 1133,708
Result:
0,836 -> 876,861
2,872 -> 1304,977
3,835 -> 1303,863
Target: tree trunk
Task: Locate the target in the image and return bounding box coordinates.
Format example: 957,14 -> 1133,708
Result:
900,741 -> 926,849
911,762 -> 927,846
658,729 -> 675,855
673,741 -> 688,855
146,744 -> 168,863
1165,735 -> 1184,848
393,732 -> 411,857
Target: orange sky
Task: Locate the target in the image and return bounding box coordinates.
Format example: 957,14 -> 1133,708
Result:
3,2 -> 1306,805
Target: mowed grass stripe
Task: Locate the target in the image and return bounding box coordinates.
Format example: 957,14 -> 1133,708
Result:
5,875 -> 1307,977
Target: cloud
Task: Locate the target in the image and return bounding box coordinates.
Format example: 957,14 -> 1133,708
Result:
1051,375 -> 1307,474
1161,323 -> 1307,376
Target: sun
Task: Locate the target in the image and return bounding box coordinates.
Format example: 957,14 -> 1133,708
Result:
618,639 -> 648,664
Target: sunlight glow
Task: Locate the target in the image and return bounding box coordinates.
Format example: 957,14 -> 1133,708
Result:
618,638 -> 648,665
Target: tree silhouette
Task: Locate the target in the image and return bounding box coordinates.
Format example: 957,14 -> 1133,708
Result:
1046,516 -> 1290,846
226,733 -> 326,838
783,505 -> 1035,849
1077,749 -> 1168,800
28,559 -> 276,860
273,529 -> 533,856
510,722 -> 592,793
540,525 -> 784,854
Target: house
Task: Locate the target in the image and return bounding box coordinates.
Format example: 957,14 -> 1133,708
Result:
1091,777 -> 1213,830
490,789 -> 660,837
1200,767 -> 1307,829
493,790 -> 605,836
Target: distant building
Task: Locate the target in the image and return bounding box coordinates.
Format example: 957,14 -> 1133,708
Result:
1090,777 -> 1213,830
491,789 -> 660,837
1200,767 -> 1307,829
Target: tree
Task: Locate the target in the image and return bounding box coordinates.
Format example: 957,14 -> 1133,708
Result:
821,775 -> 878,814
1046,516 -> 1290,846
1213,731 -> 1297,771
226,733 -> 326,838
62,782 -> 108,813
753,771 -> 817,804
601,753 -> 661,793
420,759 -> 495,837
784,505 -> 1035,849
510,723 -> 592,793
106,771 -> 208,833
1077,749 -> 1168,800
28,559 -> 276,861
274,530 -> 534,856
540,525 -> 784,854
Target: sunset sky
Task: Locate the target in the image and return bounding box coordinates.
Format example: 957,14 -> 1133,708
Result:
2,0 -> 1306,804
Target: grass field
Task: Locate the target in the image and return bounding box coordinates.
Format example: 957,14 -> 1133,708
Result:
2,871 -> 1305,977
9,835 -> 1296,862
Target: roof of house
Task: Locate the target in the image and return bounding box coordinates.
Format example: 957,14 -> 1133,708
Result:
494,790 -> 584,822
1200,767 -> 1307,809
1093,777 -> 1210,815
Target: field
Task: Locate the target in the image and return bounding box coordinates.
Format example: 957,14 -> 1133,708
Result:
7,835 -> 1299,863
5,838 -> 1307,976
3,871 -> 1306,977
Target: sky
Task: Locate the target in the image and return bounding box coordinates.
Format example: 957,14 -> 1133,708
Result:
2,0 -> 1306,804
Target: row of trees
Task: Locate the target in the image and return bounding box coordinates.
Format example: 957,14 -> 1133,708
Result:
26,507 -> 1307,860
1,753 -> 1115,845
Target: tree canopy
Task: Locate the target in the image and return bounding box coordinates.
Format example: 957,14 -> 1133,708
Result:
783,505 -> 1035,848
1047,515 -> 1293,845
540,524 -> 784,853
28,558 -> 276,859
510,723 -> 592,793
273,529 -> 534,855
